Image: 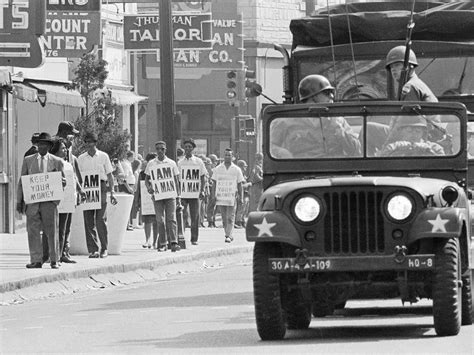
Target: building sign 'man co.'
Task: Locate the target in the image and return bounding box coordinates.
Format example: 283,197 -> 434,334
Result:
124,12 -> 213,51
0,0 -> 46,68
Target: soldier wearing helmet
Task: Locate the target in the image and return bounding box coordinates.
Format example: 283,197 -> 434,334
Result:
378,116 -> 444,156
271,75 -> 361,158
386,46 -> 437,102
298,74 -> 335,103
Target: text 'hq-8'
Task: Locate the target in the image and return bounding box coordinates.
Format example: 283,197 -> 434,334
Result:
245,1 -> 474,341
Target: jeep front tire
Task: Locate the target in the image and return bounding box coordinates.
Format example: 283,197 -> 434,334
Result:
432,238 -> 462,336
253,242 -> 286,340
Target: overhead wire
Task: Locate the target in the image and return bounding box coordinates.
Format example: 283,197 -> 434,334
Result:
326,0 -> 338,97
345,0 -> 360,101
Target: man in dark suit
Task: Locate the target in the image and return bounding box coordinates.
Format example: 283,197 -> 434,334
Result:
16,132 -> 65,269
24,132 -> 40,157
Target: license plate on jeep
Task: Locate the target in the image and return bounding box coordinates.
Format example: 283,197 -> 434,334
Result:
268,254 -> 435,273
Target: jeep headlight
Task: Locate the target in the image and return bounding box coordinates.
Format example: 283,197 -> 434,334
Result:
386,194 -> 413,221
294,196 -> 321,223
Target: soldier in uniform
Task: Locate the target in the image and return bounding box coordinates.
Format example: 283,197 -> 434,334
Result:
271,74 -> 361,158
378,116 -> 445,157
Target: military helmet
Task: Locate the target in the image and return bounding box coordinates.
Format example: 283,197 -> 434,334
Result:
386,46 -> 418,68
298,74 -> 335,101
397,116 -> 427,128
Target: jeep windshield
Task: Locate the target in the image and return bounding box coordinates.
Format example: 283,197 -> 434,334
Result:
269,112 -> 461,160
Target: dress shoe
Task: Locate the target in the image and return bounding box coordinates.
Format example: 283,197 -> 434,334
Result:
100,250 -> 108,258
50,262 -> 59,269
170,243 -> 181,252
26,262 -> 42,269
60,255 -> 77,263
157,246 -> 167,252
88,251 -> 100,258
191,241 -> 198,245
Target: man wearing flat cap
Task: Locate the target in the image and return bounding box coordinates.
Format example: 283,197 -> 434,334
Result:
178,138 -> 207,245
77,131 -> 117,259
17,132 -> 65,269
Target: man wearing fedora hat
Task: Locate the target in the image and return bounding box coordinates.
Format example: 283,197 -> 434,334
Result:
17,132 -> 65,269
178,138 -> 207,245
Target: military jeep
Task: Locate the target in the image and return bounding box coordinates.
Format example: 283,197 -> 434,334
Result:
246,101 -> 474,340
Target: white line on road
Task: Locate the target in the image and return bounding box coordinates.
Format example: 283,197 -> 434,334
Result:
24,326 -> 44,330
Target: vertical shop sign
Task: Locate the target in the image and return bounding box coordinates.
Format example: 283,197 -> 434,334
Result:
0,0 -> 46,68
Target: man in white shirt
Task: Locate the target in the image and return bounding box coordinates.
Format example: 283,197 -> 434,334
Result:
178,138 -> 207,245
210,148 -> 244,243
77,132 -> 117,259
144,141 -> 181,252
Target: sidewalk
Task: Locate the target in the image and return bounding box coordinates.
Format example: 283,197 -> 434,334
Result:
0,224 -> 252,294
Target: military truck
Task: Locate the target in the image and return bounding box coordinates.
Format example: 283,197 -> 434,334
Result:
245,1 -> 474,340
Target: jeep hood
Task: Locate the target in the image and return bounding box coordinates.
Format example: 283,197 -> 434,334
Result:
260,176 -> 465,210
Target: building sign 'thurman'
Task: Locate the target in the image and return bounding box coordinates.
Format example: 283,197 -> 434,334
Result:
124,12 -> 213,51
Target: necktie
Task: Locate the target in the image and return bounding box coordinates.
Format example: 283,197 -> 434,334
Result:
40,156 -> 45,173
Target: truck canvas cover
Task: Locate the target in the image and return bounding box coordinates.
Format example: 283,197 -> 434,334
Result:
290,2 -> 474,49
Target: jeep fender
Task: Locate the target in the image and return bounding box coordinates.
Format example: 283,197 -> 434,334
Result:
408,208 -> 467,244
246,211 -> 301,247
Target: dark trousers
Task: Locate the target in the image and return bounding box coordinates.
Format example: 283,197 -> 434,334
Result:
83,189 -> 108,253
58,212 -> 72,257
181,198 -> 200,243
207,196 -> 216,224
27,202 -> 59,263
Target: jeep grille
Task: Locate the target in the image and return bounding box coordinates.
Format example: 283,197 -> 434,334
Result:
323,190 -> 385,254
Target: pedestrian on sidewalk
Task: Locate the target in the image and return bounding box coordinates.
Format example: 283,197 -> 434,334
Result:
248,152 -> 263,212
144,141 -> 181,252
16,132 -> 65,269
210,148 -> 244,243
50,138 -> 85,264
53,121 -> 83,263
178,138 -> 207,245
77,132 -> 117,259
137,152 -> 158,248
206,154 -> 218,227
235,159 -> 251,228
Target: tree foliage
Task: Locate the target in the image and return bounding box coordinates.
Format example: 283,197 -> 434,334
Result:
69,53 -> 130,160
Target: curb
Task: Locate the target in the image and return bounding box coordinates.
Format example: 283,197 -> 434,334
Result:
0,245 -> 254,294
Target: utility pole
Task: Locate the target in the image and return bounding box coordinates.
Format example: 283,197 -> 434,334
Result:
159,0 -> 176,159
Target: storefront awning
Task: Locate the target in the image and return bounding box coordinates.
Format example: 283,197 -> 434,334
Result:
0,69 -> 11,87
27,81 -> 85,108
13,83 -> 37,102
110,88 -> 147,106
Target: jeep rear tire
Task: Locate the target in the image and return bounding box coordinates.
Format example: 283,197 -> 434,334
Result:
432,238 -> 461,336
253,242 -> 286,340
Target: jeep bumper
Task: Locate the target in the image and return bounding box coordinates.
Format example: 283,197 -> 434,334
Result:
268,254 -> 435,273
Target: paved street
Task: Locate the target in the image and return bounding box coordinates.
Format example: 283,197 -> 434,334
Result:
1,262 -> 472,354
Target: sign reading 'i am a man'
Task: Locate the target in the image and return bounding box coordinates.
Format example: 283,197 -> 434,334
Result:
148,163 -> 178,201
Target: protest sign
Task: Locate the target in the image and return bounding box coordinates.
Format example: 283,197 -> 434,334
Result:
21,171 -> 64,204
81,171 -> 101,210
148,163 -> 178,201
58,168 -> 76,213
214,174 -> 236,206
140,181 -> 155,215
180,165 -> 201,199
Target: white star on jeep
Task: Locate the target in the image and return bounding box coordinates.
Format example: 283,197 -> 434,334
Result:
254,217 -> 276,237
428,214 -> 449,233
